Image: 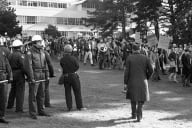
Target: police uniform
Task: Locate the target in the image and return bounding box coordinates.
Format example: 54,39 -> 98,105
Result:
24,45 -> 49,119
0,46 -> 12,123
44,51 -> 54,107
60,45 -> 84,111
7,49 -> 25,112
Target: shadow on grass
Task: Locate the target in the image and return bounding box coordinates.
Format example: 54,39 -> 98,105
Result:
143,79 -> 192,121
159,113 -> 192,121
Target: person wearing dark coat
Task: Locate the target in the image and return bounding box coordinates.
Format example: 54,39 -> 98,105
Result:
0,44 -> 12,124
124,44 -> 153,122
181,49 -> 191,87
60,44 -> 85,111
7,40 -> 26,113
24,35 -> 50,119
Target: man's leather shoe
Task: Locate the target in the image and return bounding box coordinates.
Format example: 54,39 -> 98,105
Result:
131,115 -> 136,119
39,113 -> 51,117
7,106 -> 13,109
137,115 -> 142,122
77,107 -> 87,111
15,110 -> 26,113
30,115 -> 38,120
45,104 -> 52,108
0,118 -> 9,124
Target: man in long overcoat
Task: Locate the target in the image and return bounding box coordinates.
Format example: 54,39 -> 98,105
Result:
124,44 -> 153,122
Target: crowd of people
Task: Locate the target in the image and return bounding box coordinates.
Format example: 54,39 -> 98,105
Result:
40,36 -> 192,88
1,33 -> 192,123
2,34 -> 192,86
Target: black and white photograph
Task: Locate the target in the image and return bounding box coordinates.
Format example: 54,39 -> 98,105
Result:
0,0 -> 192,127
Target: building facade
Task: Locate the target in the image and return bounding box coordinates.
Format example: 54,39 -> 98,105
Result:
7,0 -> 97,38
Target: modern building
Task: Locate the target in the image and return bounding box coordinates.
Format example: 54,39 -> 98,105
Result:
7,0 -> 98,38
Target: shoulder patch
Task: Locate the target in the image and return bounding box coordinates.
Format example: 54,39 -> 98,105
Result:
2,51 -> 5,56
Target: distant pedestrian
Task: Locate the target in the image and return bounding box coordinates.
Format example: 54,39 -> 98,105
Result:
124,44 -> 153,122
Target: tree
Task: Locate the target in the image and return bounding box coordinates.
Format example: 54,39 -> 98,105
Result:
85,0 -> 135,38
132,0 -> 162,41
116,0 -> 136,38
160,0 -> 192,44
0,1 -> 22,37
44,24 -> 60,39
0,0 -> 9,11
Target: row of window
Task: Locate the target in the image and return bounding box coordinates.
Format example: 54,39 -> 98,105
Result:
17,16 -> 84,25
23,31 -> 92,37
7,0 -> 67,8
82,2 -> 97,9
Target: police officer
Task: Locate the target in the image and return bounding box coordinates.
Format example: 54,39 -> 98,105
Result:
7,40 -> 26,113
60,44 -> 85,111
24,35 -> 50,119
0,41 -> 12,123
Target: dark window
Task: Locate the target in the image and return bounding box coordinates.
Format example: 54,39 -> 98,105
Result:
27,16 -> 36,24
32,1 -> 37,7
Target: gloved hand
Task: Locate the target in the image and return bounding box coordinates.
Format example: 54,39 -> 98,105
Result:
50,74 -> 56,78
30,79 -> 35,84
8,77 -> 13,84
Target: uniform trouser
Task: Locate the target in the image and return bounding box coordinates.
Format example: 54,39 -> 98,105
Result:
7,77 -> 25,111
0,83 -> 8,118
84,51 -> 93,64
63,74 -> 83,109
131,101 -> 144,118
29,82 -> 45,116
44,80 -> 50,106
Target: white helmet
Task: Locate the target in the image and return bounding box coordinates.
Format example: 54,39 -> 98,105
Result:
32,35 -> 42,42
12,40 -> 23,47
64,44 -> 73,53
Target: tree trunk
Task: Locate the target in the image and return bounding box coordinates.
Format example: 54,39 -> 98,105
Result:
168,0 -> 178,44
154,19 -> 159,41
121,6 -> 126,39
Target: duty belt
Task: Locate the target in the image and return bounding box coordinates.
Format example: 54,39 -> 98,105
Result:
33,69 -> 48,72
63,72 -> 77,77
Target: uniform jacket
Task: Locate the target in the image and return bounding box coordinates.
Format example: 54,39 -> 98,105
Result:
0,47 -> 12,81
8,50 -> 25,80
0,46 -> 11,58
124,52 -> 153,102
24,46 -> 48,81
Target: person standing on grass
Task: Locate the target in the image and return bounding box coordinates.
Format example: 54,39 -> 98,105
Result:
24,35 -> 50,119
124,43 -> 153,122
7,40 -> 26,113
60,44 -> 85,111
0,40 -> 12,124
